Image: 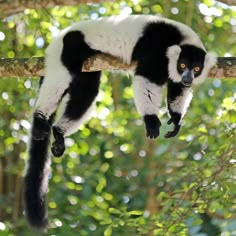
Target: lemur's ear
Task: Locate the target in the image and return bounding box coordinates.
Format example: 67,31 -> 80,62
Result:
193,52 -> 217,84
166,45 -> 181,59
166,45 -> 182,83
204,52 -> 217,70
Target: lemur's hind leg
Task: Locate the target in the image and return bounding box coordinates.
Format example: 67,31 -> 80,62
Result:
51,71 -> 101,157
32,67 -> 71,141
33,30 -> 98,141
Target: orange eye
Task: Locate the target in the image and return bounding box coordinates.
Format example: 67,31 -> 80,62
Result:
180,63 -> 186,69
194,66 -> 200,72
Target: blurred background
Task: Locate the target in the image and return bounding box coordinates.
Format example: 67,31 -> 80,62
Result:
0,0 -> 235,235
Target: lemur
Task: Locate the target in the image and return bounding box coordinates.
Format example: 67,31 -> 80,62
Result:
23,15 -> 216,230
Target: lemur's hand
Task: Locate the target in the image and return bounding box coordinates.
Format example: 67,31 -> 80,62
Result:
165,113 -> 181,138
144,115 -> 161,139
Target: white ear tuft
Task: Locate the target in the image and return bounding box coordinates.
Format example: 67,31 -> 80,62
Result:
193,52 -> 217,84
166,45 -> 182,83
204,52 -> 217,69
166,45 -> 181,59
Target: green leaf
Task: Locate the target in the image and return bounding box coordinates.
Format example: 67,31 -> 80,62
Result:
104,226 -> 112,236
108,208 -> 122,214
128,210 -> 143,216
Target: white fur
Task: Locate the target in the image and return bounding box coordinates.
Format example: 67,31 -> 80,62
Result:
193,52 -> 217,84
35,37 -> 71,119
60,15 -> 148,64
56,15 -> 204,64
54,98 -> 96,136
166,45 -> 182,83
38,15 -> 215,122
167,46 -> 217,84
169,88 -> 193,119
133,75 -> 163,116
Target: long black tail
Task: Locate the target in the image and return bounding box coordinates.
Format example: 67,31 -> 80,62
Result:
23,120 -> 52,231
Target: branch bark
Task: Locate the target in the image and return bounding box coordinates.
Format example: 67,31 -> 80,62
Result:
217,0 -> 236,5
0,55 -> 235,78
0,0 -> 112,16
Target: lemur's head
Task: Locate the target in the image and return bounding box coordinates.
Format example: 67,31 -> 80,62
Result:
167,44 -> 216,86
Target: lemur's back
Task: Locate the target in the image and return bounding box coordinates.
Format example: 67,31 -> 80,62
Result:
47,15 -> 203,64
63,15 -> 153,63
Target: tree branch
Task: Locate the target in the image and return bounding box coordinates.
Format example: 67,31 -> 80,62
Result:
0,55 -> 235,78
217,0 -> 236,5
0,0 -> 113,16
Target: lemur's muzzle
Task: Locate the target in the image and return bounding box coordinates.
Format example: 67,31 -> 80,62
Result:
181,69 -> 193,87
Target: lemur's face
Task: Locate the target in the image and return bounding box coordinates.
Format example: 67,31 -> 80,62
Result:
167,44 -> 216,85
177,45 -> 206,86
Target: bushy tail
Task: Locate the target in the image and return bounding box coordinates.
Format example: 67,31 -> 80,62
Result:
23,126 -> 51,231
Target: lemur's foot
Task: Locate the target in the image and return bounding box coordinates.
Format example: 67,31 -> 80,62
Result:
32,114 -> 51,140
51,140 -> 65,157
165,113 -> 181,138
51,126 -> 65,157
144,115 -> 161,139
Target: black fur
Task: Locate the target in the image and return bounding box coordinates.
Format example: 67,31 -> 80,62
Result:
39,76 -> 44,88
132,22 -> 184,86
166,80 -> 187,138
167,80 -> 186,101
24,137 -> 50,230
177,45 -> 206,77
50,31 -> 101,157
60,72 -> 101,120
31,113 -> 51,140
51,126 -> 65,157
51,71 -> 101,157
24,114 -> 55,231
61,31 -> 99,74
24,17 -> 211,231
165,112 -> 181,138
144,114 -> 162,139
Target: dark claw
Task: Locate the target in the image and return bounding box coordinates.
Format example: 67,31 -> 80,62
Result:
165,124 -> 181,138
167,118 -> 174,125
146,128 -> 159,139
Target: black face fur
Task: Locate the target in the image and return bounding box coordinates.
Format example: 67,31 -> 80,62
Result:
177,45 -> 206,84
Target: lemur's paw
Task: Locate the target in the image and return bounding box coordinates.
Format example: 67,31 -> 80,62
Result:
144,114 -> 161,139
51,126 -> 65,157
165,112 -> 182,138
167,112 -> 181,125
51,140 -> 65,157
146,128 -> 159,139
32,114 -> 50,140
165,124 -> 181,138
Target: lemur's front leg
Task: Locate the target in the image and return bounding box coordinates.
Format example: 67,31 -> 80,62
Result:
133,75 -> 163,139
165,80 -> 193,138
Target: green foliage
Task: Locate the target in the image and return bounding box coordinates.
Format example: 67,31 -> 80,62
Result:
0,1 -> 236,235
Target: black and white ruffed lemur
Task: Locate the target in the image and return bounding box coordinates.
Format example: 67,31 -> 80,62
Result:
23,15 -> 216,230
